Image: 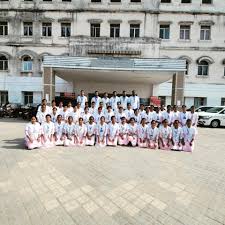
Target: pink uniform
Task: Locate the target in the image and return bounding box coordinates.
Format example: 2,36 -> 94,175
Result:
54,121 -> 65,146
75,124 -> 87,147
86,122 -> 96,146
96,123 -> 108,147
182,126 -> 196,152
107,123 -> 120,146
137,124 -> 148,148
41,121 -> 55,148
171,126 -> 183,151
25,122 -> 42,150
63,123 -> 76,146
159,126 -> 172,150
118,123 -> 129,146
127,124 -> 138,146
147,126 -> 159,149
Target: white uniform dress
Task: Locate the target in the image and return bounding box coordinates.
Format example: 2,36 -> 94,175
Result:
127,124 -> 138,146
179,112 -> 188,127
187,112 -> 199,129
51,113 -> 58,123
171,126 -> 183,150
86,122 -> 96,146
171,111 -> 180,123
91,96 -> 102,110
77,95 -> 88,109
102,97 -> 110,108
129,96 -> 140,110
105,111 -> 114,123
54,121 -> 65,146
25,122 -> 42,149
63,123 -> 76,146
61,110 -> 70,122
94,112 -> 105,124
182,126 -> 196,152
137,124 -> 148,148
110,96 -> 120,111
125,109 -> 134,121
75,124 -> 87,147
147,126 -> 159,149
118,123 -> 129,145
82,112 -> 91,124
41,121 -> 55,148
36,111 -> 48,124
96,123 -> 108,147
107,122 -> 120,146
159,126 -> 172,150
120,96 -> 129,109
69,111 -> 79,124
134,114 -> 141,124
116,112 -> 127,123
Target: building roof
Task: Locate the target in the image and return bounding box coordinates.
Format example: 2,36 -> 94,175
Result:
43,56 -> 186,72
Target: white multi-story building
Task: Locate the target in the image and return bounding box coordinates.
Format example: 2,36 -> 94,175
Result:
0,0 -> 224,107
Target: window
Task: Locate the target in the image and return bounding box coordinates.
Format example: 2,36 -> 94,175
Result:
23,22 -> 33,36
221,98 -> 225,106
130,24 -> 140,38
200,25 -> 211,40
22,56 -> 33,72
159,24 -> 170,39
180,25 -> 190,40
90,23 -> 100,37
202,0 -> 212,4
62,0 -> 71,1
194,97 -> 207,107
111,0 -> 121,2
0,91 -> 8,105
24,0 -> 33,1
61,23 -> 71,37
23,92 -> 33,105
43,0 -> 52,1
181,0 -> 191,3
0,55 -> 8,71
42,23 -> 52,37
198,60 -> 208,76
131,0 -> 141,2
185,61 -> 189,75
161,0 -> 171,3
91,0 -> 101,2
0,22 -> 8,36
110,24 -> 120,38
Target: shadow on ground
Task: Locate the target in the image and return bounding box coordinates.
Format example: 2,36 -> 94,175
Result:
1,138 -> 25,150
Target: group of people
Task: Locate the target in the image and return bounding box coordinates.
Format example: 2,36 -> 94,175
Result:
24,90 -> 198,152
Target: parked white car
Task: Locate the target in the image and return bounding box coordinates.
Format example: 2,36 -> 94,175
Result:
198,106 -> 225,128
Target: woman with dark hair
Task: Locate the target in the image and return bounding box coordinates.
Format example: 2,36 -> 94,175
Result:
75,117 -> 87,147
63,116 -> 76,147
25,116 -> 42,150
171,120 -> 183,151
86,116 -> 96,146
54,114 -> 65,146
159,119 -> 172,150
96,116 -> 108,147
118,117 -> 128,146
147,120 -> 159,150
182,119 -> 196,152
107,116 -> 119,146
137,118 -> 148,148
41,114 -> 55,148
127,117 -> 138,147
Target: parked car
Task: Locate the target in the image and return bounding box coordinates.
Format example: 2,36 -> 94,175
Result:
195,106 -> 214,113
198,106 -> 225,128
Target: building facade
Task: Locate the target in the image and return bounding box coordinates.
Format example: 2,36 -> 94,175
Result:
0,0 -> 224,107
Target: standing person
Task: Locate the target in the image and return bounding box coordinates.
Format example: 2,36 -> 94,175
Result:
182,119 -> 196,152
179,105 -> 188,127
69,106 -> 79,124
137,118 -> 148,148
139,104 -> 146,119
51,100 -> 58,113
187,106 -> 198,128
133,109 -> 141,124
86,116 -> 96,146
82,106 -> 91,124
107,116 -> 119,146
110,91 -> 120,111
116,106 -> 126,123
54,115 -> 65,146
89,101 -> 96,115
154,107 -> 162,127
76,90 -> 88,109
127,117 -> 138,146
63,116 -> 76,146
36,104 -> 48,124
75,118 -> 87,147
58,101 -> 64,115
144,107 -> 153,124
77,102 -> 84,118
61,105 -> 69,122
171,105 -> 180,124
25,116 -> 42,150
94,107 -> 104,124
125,103 -> 134,121
120,91 -> 129,110
147,120 -> 159,150
41,114 -> 55,148
161,105 -> 173,126
67,102 -> 74,114
102,92 -> 110,109
51,107 -> 58,123
91,91 -> 101,110
171,120 -> 183,151
118,117 -> 129,146
105,105 -> 114,123
37,99 -> 51,114
96,116 -> 108,147
159,119 -> 172,150
129,90 -> 140,110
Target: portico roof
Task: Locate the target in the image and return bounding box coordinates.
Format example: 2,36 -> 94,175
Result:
43,56 -> 186,84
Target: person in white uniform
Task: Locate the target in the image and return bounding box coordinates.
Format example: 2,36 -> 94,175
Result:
69,106 -> 79,124
54,115 -> 65,146
36,104 -> 48,124
125,103 -> 134,121
110,91 -> 120,111
120,91 -> 129,110
67,102 -> 74,114
94,107 -> 105,124
187,106 -> 199,128
91,91 -> 102,110
116,106 -> 127,123
137,118 -> 148,148
51,107 -> 58,123
82,107 -> 91,124
76,90 -> 88,109
171,120 -> 183,151
127,117 -> 138,146
96,116 -> 108,147
63,116 -> 76,147
171,105 -> 180,124
102,92 -> 110,109
75,118 -> 87,147
118,117 -> 129,146
107,116 -> 120,146
37,99 -> 51,114
147,120 -> 159,150
129,90 -> 140,110
41,114 -> 55,148
24,116 -> 42,150
105,105 -> 114,123
86,116 -> 96,146
61,106 -> 69,122
179,105 -> 188,127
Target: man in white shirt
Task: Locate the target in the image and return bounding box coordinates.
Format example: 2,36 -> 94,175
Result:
102,92 -> 110,109
120,91 -> 129,110
37,99 -> 51,114
187,105 -> 199,127
91,91 -> 101,110
129,90 -> 140,110
110,91 -> 120,111
36,104 -> 48,124
76,90 -> 88,109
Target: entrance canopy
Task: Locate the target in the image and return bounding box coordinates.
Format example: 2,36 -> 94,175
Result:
43,56 -> 186,84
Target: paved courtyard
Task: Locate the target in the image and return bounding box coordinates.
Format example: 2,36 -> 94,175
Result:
0,118 -> 225,225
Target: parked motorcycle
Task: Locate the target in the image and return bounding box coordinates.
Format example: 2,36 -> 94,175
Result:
21,104 -> 38,120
